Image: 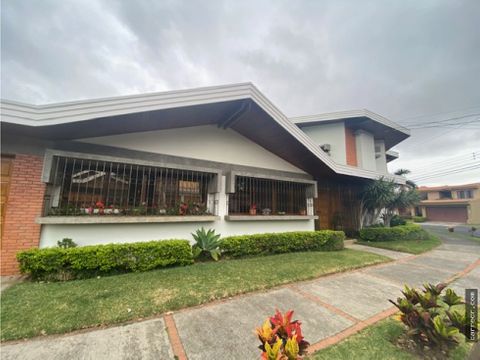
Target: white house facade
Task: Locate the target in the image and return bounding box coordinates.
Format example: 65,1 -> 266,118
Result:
0,83 -> 409,274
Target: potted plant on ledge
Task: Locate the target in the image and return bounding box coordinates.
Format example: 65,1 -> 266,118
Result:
249,203 -> 257,215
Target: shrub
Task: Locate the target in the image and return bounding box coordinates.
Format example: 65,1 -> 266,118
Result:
191,227 -> 221,261
57,238 -> 77,248
256,310 -> 309,359
359,224 -> 429,242
17,240 -> 193,281
389,283 -> 469,353
390,214 -> 407,227
220,231 -> 344,258
412,216 -> 427,223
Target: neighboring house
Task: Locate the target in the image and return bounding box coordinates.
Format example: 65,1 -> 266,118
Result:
413,183 -> 480,224
0,83 -> 409,274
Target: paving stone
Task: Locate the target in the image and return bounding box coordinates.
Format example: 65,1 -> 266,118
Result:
1,318 -> 173,360
424,249 -> 479,263
437,243 -> 480,255
174,288 -> 353,360
449,271 -> 480,297
407,255 -> 473,273
364,262 -> 454,287
298,272 -> 403,320
346,244 -> 411,260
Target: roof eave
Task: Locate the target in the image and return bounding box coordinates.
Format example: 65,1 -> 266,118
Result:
1,83 -> 406,183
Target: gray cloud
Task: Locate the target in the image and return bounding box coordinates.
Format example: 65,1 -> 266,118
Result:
1,0 -> 479,184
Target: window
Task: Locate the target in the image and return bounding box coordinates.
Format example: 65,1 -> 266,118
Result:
439,190 -> 452,199
46,156 -> 215,216
228,176 -> 310,215
457,190 -> 473,199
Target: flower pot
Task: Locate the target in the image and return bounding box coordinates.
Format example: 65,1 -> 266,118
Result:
249,208 -> 257,215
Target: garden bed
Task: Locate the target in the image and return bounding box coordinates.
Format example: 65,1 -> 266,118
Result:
309,318 -> 472,360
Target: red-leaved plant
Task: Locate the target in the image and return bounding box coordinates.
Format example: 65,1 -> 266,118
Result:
256,309 -> 309,360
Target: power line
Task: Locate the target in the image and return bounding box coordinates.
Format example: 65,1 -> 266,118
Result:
405,117 -> 480,129
402,121 -> 474,147
398,106 -> 480,122
412,164 -> 480,181
414,167 -> 480,182
411,162 -> 480,180
409,154 -> 480,175
407,152 -> 479,172
400,112 -> 480,126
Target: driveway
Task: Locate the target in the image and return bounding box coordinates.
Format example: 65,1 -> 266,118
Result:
2,226 -> 479,360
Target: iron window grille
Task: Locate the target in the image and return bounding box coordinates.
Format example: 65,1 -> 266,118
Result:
227,175 -> 312,216
45,156 -> 217,216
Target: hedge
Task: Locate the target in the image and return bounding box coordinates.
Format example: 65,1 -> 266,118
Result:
359,224 -> 429,242
412,216 -> 427,223
17,239 -> 193,281
219,230 -> 344,258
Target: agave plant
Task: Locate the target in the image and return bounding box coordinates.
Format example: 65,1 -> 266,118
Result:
191,227 -> 221,261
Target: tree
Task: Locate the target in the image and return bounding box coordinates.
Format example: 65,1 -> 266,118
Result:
394,168 -> 417,188
359,177 -> 420,228
394,169 -> 411,176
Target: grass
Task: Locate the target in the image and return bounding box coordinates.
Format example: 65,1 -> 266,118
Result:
309,318 -> 472,360
358,235 -> 441,254
0,249 -> 389,341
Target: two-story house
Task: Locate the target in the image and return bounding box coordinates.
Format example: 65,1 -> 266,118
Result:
414,183 -> 480,224
1,83 -> 409,274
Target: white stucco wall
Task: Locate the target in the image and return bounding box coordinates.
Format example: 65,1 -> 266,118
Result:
355,130 -> 376,171
79,125 -> 306,174
39,176 -> 315,247
374,140 -> 388,173
300,122 -> 346,164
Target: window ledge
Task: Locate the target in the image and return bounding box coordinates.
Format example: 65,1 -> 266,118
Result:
37,215 -> 220,224
224,215 -> 318,221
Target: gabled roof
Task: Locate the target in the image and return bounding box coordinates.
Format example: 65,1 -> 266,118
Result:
291,109 -> 410,150
1,83 -> 406,183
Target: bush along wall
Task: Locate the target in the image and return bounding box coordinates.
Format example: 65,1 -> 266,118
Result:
359,224 -> 429,242
17,239 -> 193,281
220,230 -> 345,258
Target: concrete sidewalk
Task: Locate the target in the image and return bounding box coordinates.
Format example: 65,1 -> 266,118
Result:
2,228 -> 479,360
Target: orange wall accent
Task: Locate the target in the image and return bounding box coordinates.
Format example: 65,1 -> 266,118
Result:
1,154 -> 46,275
345,127 -> 358,166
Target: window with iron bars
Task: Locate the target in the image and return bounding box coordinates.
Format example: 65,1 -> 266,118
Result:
228,176 -> 311,216
46,156 -> 216,216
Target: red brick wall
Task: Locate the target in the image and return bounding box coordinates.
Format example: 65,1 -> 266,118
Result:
1,154 -> 46,275
345,127 -> 358,166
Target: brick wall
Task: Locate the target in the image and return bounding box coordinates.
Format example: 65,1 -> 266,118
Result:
344,127 -> 358,166
1,154 -> 45,275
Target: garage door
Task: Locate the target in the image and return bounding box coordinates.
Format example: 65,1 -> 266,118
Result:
426,206 -> 468,222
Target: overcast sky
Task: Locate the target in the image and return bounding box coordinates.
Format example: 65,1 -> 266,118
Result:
2,0 -> 479,185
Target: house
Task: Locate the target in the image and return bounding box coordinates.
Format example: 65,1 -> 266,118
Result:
0,83 -> 409,274
413,183 -> 480,224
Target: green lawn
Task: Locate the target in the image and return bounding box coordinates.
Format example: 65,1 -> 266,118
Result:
309,318 -> 472,360
358,235 -> 441,254
1,249 -> 389,341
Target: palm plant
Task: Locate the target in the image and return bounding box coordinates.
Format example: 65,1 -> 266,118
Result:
360,177 -> 420,228
191,227 -> 221,261
394,168 -> 417,188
